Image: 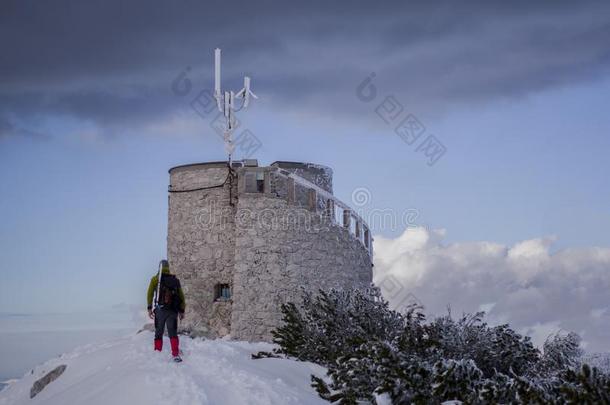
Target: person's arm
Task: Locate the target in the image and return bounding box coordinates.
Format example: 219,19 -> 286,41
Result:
177,279 -> 186,316
146,275 -> 157,318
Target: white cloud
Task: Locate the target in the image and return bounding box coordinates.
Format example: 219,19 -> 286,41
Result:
373,227 -> 610,352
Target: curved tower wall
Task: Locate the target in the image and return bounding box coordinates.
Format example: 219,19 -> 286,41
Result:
167,161 -> 373,341
167,162 -> 236,337
231,194 -> 372,341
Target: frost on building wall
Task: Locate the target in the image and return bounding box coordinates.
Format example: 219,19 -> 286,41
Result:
167,160 -> 373,342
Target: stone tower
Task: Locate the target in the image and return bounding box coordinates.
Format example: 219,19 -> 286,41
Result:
167,160 -> 373,341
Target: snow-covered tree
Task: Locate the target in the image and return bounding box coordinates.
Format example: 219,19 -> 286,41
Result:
256,287 -> 609,404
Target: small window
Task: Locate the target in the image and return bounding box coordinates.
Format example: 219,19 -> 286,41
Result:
244,171 -> 265,193
214,284 -> 232,301
245,172 -> 257,193
256,172 -> 265,193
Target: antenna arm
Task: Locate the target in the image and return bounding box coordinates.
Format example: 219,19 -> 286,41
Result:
233,97 -> 247,112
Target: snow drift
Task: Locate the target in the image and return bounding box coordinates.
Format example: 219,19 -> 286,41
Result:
0,331 -> 326,405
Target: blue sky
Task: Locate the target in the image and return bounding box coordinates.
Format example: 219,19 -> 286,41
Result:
2,73 -> 609,313
1,0 -> 609,317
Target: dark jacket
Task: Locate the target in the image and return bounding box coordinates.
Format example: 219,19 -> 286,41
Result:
146,267 -> 186,313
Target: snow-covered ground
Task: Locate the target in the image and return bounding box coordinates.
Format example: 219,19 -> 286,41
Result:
0,310 -> 142,382
0,331 -> 327,405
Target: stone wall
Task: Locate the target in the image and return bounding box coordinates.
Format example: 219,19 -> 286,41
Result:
231,194 -> 372,341
167,163 -> 237,337
167,161 -> 373,342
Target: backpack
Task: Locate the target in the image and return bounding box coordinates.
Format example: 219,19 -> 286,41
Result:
158,274 -> 181,311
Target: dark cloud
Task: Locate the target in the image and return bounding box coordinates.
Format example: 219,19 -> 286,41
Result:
1,0 -> 609,137
0,114 -> 47,139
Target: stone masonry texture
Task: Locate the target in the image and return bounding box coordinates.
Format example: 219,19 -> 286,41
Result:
167,161 -> 373,341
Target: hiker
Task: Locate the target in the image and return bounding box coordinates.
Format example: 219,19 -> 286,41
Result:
146,259 -> 186,362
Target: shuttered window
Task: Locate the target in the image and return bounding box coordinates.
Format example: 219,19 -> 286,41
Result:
214,284 -> 231,301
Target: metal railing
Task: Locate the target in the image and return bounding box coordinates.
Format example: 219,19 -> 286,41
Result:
274,169 -> 373,259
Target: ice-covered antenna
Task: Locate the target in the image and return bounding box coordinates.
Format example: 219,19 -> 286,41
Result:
213,48 -> 258,164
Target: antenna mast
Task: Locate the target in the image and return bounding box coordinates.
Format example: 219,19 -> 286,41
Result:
213,48 -> 258,165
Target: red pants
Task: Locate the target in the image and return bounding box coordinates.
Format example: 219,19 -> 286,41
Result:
154,336 -> 179,357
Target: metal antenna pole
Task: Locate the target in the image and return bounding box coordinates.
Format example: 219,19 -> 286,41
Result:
213,48 -> 258,164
